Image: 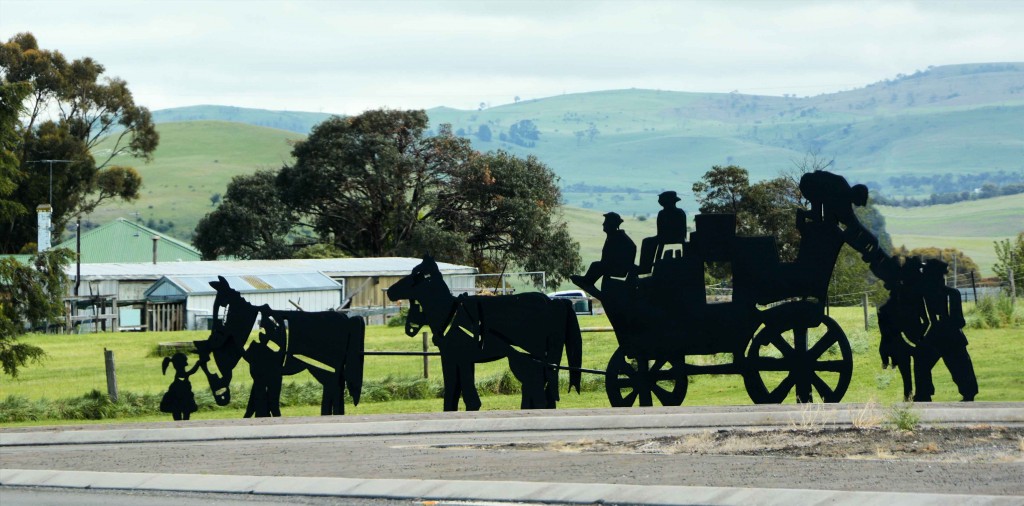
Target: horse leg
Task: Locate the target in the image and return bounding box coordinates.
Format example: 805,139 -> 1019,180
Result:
308,369 -> 341,415
268,372 -> 283,417
459,360 -> 482,411
439,353 -> 460,411
895,352 -> 914,402
507,354 -> 545,409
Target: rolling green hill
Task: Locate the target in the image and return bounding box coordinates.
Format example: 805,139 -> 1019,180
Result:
86,121 -> 302,239
82,63 -> 1021,274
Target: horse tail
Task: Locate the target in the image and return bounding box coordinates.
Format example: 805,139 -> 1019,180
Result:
562,300 -> 583,394
343,316 -> 365,405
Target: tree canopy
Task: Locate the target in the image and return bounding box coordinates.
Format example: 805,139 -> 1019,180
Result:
0,248 -> 73,377
1,32 -> 158,253
993,232 -> 1023,295
194,109 -> 581,288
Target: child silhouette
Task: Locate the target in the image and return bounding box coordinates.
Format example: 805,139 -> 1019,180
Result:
160,352 -> 203,420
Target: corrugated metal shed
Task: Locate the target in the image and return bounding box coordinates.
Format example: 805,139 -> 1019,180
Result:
67,257 -> 476,280
55,218 -> 201,264
145,272 -> 343,301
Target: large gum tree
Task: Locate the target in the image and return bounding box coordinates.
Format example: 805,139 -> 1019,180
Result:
1,32 -> 158,253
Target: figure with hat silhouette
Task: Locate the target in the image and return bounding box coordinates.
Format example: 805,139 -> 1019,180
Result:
571,212 -> 636,292
639,191 -> 688,274
914,258 -> 978,401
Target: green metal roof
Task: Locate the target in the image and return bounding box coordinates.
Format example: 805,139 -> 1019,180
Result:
54,218 -> 201,264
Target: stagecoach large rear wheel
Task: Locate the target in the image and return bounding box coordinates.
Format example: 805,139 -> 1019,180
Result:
605,347 -> 687,407
744,314 -> 852,404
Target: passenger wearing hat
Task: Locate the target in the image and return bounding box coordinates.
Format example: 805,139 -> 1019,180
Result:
639,190 -> 688,274
571,212 -> 636,288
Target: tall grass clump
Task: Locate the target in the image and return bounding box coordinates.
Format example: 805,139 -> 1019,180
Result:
967,294 -> 1022,329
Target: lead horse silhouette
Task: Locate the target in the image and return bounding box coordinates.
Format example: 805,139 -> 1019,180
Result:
193,276 -> 364,416
387,256 -> 583,410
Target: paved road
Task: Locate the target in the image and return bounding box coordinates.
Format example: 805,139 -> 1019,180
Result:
2,403 -> 1023,505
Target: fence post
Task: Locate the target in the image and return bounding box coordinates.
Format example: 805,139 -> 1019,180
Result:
422,332 -> 430,379
104,348 -> 119,402
970,271 -> 977,303
1009,252 -> 1016,307
862,292 -> 869,330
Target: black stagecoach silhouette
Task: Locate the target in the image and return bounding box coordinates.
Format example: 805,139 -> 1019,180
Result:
572,171 -> 881,406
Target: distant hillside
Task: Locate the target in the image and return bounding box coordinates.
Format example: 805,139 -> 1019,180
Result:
153,63 -> 1024,216
86,121 -> 302,240
152,105 -> 334,134
85,63 -> 1022,270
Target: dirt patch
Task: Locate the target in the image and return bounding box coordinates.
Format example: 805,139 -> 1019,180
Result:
453,426 -> 1024,463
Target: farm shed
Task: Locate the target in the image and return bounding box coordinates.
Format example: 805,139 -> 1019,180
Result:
64,257 -> 477,330
55,218 -> 201,263
144,272 -> 343,331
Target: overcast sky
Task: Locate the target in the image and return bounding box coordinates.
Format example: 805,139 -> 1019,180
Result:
3,0 -> 1022,114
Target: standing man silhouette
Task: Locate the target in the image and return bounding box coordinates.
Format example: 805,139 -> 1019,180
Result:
639,191 -> 688,274
915,259 -> 978,401
572,212 -> 636,290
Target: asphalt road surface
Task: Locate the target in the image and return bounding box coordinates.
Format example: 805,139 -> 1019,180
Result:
2,403 -> 1022,505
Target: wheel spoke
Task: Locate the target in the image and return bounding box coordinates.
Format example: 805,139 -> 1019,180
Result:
768,374 -> 796,400
621,390 -> 638,406
807,332 -> 839,360
651,384 -> 677,405
651,359 -> 666,371
814,359 -> 850,373
750,356 -> 790,371
810,373 -> 836,401
768,333 -> 795,357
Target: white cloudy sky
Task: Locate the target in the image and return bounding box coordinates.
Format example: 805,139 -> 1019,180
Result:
2,0 -> 1022,114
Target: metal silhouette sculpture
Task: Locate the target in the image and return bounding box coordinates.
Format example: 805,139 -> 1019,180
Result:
877,257 -> 978,401
573,171 -> 904,406
160,352 -> 203,420
192,276 -> 365,416
387,256 -> 583,411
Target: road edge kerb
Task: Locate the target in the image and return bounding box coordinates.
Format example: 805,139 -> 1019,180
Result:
2,469 -> 1021,506
2,404 -> 1022,447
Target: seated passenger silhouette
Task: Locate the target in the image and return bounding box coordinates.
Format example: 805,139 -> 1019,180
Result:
572,212 -> 636,290
639,191 -> 687,274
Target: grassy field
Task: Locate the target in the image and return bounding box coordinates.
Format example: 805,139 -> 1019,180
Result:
2,305 -> 1020,427
879,194 -> 1024,276
85,121 -> 301,242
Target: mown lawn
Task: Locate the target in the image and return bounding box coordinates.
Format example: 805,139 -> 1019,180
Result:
2,305 -> 1020,427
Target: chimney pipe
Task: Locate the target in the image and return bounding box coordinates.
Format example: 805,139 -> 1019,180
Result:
36,204 -> 52,252
152,235 -> 159,264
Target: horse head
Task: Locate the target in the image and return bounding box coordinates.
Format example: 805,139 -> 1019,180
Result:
193,276 -> 256,406
387,255 -> 451,337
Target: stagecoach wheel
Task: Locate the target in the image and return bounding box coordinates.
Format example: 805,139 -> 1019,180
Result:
744,315 -> 852,404
605,347 -> 687,407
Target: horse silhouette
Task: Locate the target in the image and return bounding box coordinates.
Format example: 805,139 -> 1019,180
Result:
387,256 -> 582,411
193,276 -> 364,416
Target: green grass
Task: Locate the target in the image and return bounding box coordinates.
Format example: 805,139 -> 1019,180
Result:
3,306 -> 1020,426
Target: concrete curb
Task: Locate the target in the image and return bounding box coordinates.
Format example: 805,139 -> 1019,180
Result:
2,469 -> 1020,506
3,405 -> 1022,447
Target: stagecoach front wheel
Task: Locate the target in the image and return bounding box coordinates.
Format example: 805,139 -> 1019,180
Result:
744,314 -> 853,404
605,347 -> 687,407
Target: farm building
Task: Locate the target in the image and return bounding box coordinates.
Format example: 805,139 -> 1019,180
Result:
55,218 -> 202,263
144,272 -> 343,331
63,257 -> 477,331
